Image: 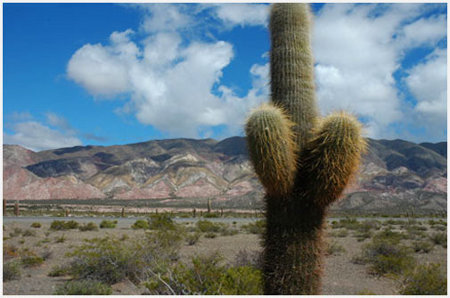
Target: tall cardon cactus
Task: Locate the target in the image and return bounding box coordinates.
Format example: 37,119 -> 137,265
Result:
245,3 -> 366,294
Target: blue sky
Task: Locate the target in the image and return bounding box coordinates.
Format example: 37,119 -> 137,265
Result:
3,3 -> 447,151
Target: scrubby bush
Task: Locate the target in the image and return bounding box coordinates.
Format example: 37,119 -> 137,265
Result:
412,240 -> 434,253
196,220 -> 223,233
429,232 -> 447,248
3,261 -> 21,281
22,229 -> 36,237
30,222 -> 42,228
185,232 -> 201,246
50,220 -> 79,230
145,253 -> 263,295
48,264 -> 70,277
204,232 -> 217,239
233,249 -> 262,269
21,252 -> 44,267
9,227 -> 23,238
79,222 -> 98,231
131,219 -> 149,230
353,231 -> 415,276
325,240 -> 346,256
54,280 -> 112,295
99,220 -> 117,229
148,214 -> 178,230
241,220 -> 265,234
400,263 -> 446,295
330,229 -> 349,238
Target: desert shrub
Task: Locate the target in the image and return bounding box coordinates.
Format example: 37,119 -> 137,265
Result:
405,226 -> 427,240
325,240 -> 346,256
79,222 -> 98,231
21,251 -> 44,267
412,240 -> 434,253
203,213 -> 219,218
55,234 -> 66,243
241,220 -> 265,234
196,220 -> 224,233
99,220 -> 117,229
384,219 -> 404,226
54,280 -> 112,295
220,227 -> 239,236
330,229 -> 349,238
400,263 -> 446,295
373,228 -> 405,243
429,232 -> 447,247
50,220 -> 79,230
204,232 -> 217,239
30,222 -> 42,228
354,230 -> 373,242
48,264 -> 70,277
145,253 -> 263,295
431,224 -> 446,231
354,233 -> 415,276
148,214 -> 178,230
336,218 -> 360,230
220,266 -> 263,295
3,244 -> 19,259
67,230 -> 183,285
131,219 -> 149,230
9,227 -> 23,238
185,232 -> 201,246
3,261 -> 21,281
233,249 -> 262,269
22,229 -> 36,237
357,289 -> 376,295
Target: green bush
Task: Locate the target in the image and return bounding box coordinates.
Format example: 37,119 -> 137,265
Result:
241,220 -> 265,234
185,232 -> 201,246
131,219 -> 149,230
148,214 -> 178,230
204,232 -> 217,239
354,233 -> 415,276
196,220 -> 223,233
99,220 -> 117,229
325,240 -> 346,256
67,231 -> 183,285
21,252 -> 44,268
330,229 -> 349,238
48,264 -> 70,277
400,263 -> 446,295
30,222 -> 42,228
50,220 -> 79,230
79,222 -> 98,231
429,232 -> 447,247
412,240 -> 434,253
22,229 -> 36,237
3,261 -> 21,281
145,253 -> 263,295
54,280 -> 112,295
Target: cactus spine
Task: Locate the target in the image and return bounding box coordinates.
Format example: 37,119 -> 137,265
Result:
245,3 -> 366,294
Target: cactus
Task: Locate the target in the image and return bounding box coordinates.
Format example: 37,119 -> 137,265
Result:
207,198 -> 212,213
121,207 -> 125,217
14,202 -> 19,216
245,3 -> 366,294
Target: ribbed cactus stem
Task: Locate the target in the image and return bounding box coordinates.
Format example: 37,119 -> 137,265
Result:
270,3 -> 318,149
246,103 -> 297,196
245,3 -> 366,294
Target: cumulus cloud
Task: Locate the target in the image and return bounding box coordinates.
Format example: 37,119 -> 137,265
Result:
4,121 -> 82,152
313,3 -> 446,140
405,48 -> 446,140
210,4 -> 269,28
66,3 -> 446,141
67,3 -> 269,138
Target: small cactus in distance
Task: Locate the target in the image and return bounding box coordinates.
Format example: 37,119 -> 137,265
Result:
245,3 -> 366,295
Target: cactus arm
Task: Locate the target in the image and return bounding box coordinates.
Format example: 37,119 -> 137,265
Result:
270,3 -> 318,148
296,112 -> 367,208
245,103 -> 297,196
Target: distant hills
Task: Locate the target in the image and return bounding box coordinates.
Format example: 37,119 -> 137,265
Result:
3,137 -> 447,214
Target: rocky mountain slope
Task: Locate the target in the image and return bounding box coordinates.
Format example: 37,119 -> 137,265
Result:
3,137 -> 447,214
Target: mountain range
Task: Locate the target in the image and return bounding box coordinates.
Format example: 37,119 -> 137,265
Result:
3,137 -> 447,214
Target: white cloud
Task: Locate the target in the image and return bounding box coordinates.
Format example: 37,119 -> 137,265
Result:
211,4 -> 269,28
313,3 -> 446,140
405,48 -> 446,139
67,3 -> 269,138
4,121 -> 82,152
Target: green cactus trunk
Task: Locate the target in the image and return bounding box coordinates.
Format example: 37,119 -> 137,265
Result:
245,3 -> 366,294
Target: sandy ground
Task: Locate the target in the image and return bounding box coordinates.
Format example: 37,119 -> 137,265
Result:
2,217 -> 447,295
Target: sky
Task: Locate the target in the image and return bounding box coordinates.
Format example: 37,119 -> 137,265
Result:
3,3 -> 447,152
